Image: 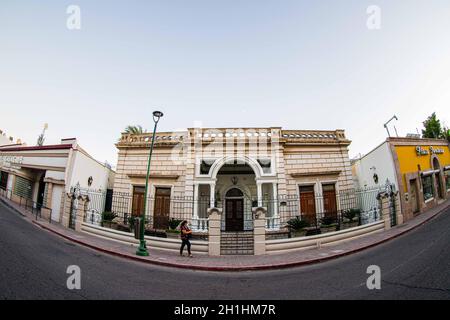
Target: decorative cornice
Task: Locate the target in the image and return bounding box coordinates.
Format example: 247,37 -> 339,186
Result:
290,170 -> 342,177
127,173 -> 180,180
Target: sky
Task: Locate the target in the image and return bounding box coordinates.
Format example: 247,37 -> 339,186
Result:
1,0 -> 449,168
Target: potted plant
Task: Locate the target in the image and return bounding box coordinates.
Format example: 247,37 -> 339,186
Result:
343,208 -> 360,228
320,216 -> 338,233
286,217 -> 310,237
166,218 -> 183,238
101,211 -> 118,229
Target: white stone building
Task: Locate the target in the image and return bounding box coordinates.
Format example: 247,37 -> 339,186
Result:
112,127 -> 354,234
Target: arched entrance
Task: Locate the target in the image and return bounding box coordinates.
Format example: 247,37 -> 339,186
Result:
224,187 -> 244,231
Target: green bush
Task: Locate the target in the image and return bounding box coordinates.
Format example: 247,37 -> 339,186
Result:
343,208 -> 361,222
286,217 -> 310,231
102,211 -> 117,222
320,216 -> 337,227
168,218 -> 183,230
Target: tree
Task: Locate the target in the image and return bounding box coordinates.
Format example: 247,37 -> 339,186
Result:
422,113 -> 443,139
124,125 -> 146,135
443,126 -> 450,143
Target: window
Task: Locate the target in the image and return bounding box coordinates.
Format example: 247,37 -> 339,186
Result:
421,175 -> 434,201
0,171 -> 8,190
257,159 -> 271,174
200,159 -> 214,175
299,185 -> 316,224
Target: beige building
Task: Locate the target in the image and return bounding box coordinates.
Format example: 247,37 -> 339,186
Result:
112,127 -> 355,237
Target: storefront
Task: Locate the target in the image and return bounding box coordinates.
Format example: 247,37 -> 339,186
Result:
352,137 -> 450,222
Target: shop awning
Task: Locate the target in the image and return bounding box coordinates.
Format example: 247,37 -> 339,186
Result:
421,169 -> 439,177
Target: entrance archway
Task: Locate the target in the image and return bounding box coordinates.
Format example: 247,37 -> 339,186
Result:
224,187 -> 244,231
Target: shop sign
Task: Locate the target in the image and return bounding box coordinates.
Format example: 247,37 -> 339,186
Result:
0,155 -> 24,168
416,146 -> 445,156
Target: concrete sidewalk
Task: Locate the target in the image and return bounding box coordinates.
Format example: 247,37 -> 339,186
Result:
1,196 -> 448,271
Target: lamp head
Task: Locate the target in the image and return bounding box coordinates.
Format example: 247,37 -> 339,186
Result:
152,110 -> 164,123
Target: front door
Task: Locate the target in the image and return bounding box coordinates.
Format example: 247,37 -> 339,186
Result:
322,184 -> 337,219
410,180 -> 419,214
225,198 -> 244,231
153,187 -> 171,230
132,186 -> 145,217
299,186 -> 316,225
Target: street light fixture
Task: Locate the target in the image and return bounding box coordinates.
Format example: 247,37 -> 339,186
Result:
136,110 -> 164,256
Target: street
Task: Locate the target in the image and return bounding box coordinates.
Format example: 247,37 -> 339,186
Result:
0,202 -> 449,300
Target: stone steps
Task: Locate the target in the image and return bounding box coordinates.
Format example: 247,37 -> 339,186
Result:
220,231 -> 254,255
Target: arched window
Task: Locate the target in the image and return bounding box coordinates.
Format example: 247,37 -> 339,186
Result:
225,188 -> 243,198
432,157 -> 440,170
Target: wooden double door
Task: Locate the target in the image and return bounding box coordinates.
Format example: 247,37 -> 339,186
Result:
132,186 -> 171,230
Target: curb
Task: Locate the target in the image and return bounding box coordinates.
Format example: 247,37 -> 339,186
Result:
31,202 -> 449,272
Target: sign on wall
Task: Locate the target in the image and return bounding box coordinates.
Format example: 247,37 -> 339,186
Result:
415,146 -> 445,156
0,155 -> 24,168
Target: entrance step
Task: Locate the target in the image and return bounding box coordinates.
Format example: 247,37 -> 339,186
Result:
220,231 -> 254,255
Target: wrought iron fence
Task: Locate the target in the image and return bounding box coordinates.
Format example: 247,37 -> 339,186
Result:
74,187 -> 208,233
272,185 -> 386,235
73,184 -> 389,236
0,186 -> 53,222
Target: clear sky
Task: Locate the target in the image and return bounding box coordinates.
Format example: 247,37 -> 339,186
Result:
1,0 -> 449,168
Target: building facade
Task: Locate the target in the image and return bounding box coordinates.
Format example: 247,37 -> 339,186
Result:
0,138 -> 115,222
113,127 -> 354,233
352,137 -> 450,222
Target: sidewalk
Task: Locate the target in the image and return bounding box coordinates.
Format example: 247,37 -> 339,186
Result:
2,196 -> 449,271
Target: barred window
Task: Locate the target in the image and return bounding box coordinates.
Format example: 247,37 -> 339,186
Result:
421,175 -> 433,201
445,171 -> 450,190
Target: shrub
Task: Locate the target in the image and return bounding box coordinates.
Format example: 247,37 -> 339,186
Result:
286,217 -> 310,231
102,211 -> 117,222
320,216 -> 337,227
343,208 -> 361,222
168,218 -> 183,230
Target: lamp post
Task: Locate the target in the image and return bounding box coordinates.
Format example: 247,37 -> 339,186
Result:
136,110 -> 164,256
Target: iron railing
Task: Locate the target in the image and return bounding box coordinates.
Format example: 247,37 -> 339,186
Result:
0,187 -> 53,223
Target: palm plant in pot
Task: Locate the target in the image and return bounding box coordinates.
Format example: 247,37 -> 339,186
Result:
101,211 -> 118,229
166,218 -> 183,238
286,217 -> 310,237
342,208 -> 360,228
320,215 -> 338,233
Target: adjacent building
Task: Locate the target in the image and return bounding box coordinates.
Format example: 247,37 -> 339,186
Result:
0,138 -> 115,222
352,137 -> 450,221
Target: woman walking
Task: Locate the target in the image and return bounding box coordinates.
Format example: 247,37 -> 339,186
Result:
179,220 -> 193,257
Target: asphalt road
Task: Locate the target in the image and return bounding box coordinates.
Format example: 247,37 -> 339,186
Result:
0,202 -> 449,300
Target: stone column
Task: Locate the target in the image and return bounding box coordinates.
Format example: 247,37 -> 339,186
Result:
256,182 -> 263,207
75,196 -> 89,232
209,182 -> 215,208
380,194 -> 391,230
253,207 -> 267,255
208,208 -> 222,256
62,193 -> 73,228
394,192 -> 403,225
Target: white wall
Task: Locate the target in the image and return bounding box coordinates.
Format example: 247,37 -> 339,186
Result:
352,141 -> 398,190
51,185 -> 64,222
69,150 -> 114,191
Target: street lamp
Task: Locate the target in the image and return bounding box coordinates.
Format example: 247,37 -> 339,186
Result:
136,110 -> 164,256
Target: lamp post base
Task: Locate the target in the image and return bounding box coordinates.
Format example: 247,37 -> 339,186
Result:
136,241 -> 149,256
